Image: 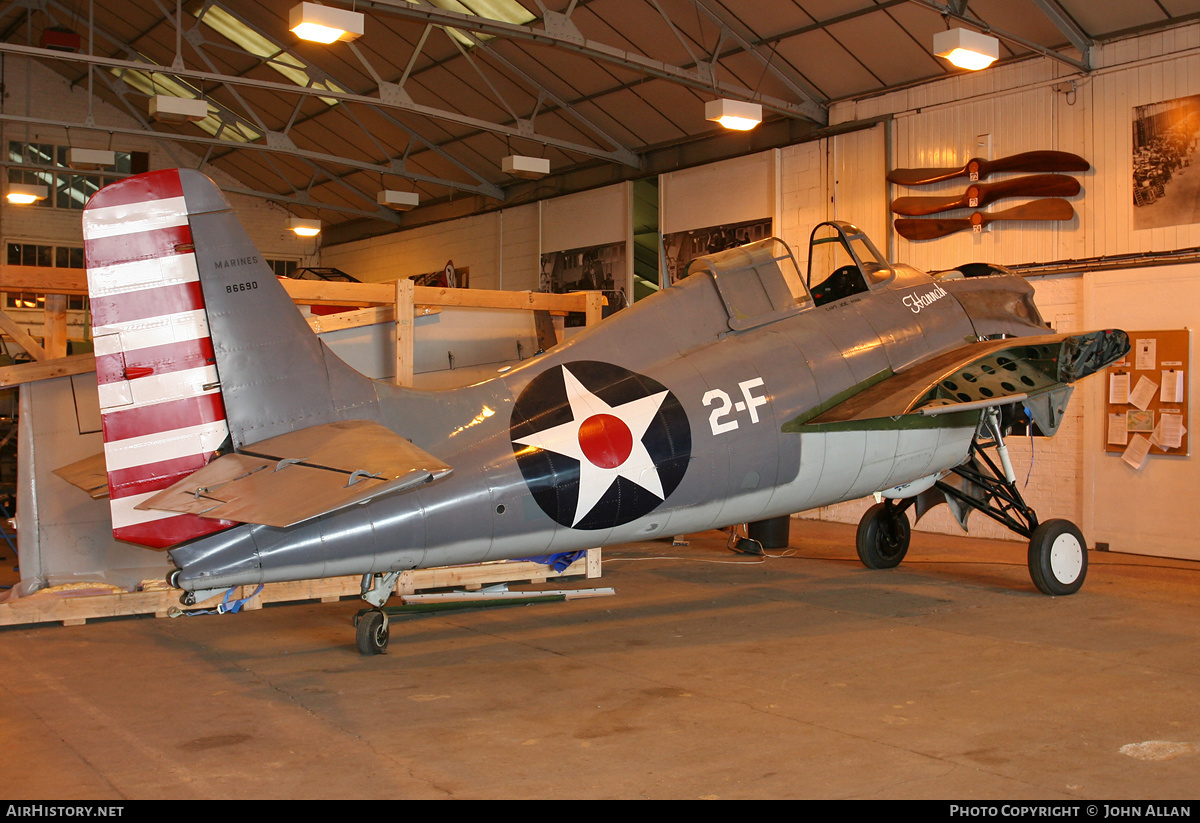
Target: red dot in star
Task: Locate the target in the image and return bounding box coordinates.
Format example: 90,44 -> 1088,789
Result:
578,413 -> 634,469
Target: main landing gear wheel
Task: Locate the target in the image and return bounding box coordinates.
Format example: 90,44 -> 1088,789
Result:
1027,519 -> 1087,596
856,502 -> 912,569
355,609 -> 390,655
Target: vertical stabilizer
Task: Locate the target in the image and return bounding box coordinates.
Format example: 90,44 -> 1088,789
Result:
84,170 -> 236,547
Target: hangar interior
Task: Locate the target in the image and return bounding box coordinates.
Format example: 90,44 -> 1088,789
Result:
2,0 -> 1200,801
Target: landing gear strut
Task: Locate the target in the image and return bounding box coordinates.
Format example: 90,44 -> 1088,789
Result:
355,570 -> 403,655
855,407 -> 1089,595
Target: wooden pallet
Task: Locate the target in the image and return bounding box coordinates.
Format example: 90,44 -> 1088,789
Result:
0,549 -> 601,628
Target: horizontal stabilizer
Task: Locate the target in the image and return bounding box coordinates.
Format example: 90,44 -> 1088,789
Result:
137,420 -> 451,528
53,452 -> 111,499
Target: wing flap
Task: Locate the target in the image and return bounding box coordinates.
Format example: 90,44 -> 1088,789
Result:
137,420 -> 451,528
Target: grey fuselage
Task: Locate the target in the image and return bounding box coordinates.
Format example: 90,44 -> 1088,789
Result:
168,200 -> 1049,591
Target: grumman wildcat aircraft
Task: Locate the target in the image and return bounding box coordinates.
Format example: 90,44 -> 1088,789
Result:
75,169 -> 1128,654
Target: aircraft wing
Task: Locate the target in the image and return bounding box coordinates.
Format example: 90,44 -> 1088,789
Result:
136,420 -> 452,529
784,329 -> 1129,434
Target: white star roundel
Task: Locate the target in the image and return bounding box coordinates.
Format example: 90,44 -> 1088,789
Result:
510,361 -> 691,531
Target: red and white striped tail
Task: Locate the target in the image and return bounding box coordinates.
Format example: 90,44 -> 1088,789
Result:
83,169 -> 236,548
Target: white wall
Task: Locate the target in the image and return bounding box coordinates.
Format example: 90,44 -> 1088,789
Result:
660,150 -> 778,235
1084,263 -> 1200,561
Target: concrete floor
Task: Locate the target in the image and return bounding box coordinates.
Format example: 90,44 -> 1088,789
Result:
2,520 -> 1199,800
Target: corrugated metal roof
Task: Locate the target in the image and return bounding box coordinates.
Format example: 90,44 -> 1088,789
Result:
0,0 -> 1193,241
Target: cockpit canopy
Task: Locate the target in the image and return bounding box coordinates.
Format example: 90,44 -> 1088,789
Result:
807,221 -> 895,306
685,238 -> 810,331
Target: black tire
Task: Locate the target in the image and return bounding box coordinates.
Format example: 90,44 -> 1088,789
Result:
1028,519 -> 1087,596
356,610 -> 389,655
856,502 -> 911,569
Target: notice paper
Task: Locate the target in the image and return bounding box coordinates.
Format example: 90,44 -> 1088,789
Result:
1161,370 -> 1185,403
1135,338 -> 1157,371
1122,434 -> 1152,470
1158,412 -> 1185,450
1108,413 -> 1128,446
1129,375 -> 1159,411
1109,372 -> 1130,405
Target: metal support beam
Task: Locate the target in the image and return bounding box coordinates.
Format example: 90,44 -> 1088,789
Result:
357,0 -> 828,125
1029,0 -> 1094,66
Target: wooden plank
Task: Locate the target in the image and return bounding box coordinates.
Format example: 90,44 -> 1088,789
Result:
584,291 -> 605,327
281,279 -> 395,306
395,278 -> 415,387
305,305 -> 440,335
0,308 -> 48,360
414,286 -> 603,313
0,550 -> 601,627
0,265 -> 87,295
43,295 -> 68,359
0,267 -> 605,315
0,352 -> 94,387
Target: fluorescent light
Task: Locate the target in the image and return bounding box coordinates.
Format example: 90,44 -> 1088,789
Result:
289,217 -> 322,237
7,183 -> 48,204
67,148 -> 117,170
933,27 -> 999,71
150,94 -> 209,123
377,190 -> 420,210
501,155 -> 550,179
705,98 -> 762,131
289,3 -> 364,43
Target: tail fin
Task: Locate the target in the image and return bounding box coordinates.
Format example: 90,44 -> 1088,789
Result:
83,169 -> 379,548
84,170 -> 235,547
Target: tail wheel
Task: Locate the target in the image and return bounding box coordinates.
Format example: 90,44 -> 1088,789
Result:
856,502 -> 911,569
356,610 -> 390,655
1028,519 -> 1087,595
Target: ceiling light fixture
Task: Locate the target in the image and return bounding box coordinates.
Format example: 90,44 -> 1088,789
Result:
501,155 -> 550,179
289,217 -> 322,237
377,190 -> 420,210
7,183 -> 48,205
705,98 -> 762,131
150,94 -> 210,123
933,27 -> 1000,71
289,2 -> 364,44
67,148 -> 117,170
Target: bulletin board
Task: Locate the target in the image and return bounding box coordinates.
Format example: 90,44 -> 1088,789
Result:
1104,329 -> 1189,462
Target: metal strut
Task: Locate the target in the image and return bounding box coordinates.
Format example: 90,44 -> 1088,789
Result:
934,407 -> 1040,539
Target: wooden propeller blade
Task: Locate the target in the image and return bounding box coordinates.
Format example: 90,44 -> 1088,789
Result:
890,174 -> 1081,216
887,151 -> 1090,186
895,199 -> 1076,241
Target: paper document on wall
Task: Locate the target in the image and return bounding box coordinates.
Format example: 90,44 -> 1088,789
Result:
1108,413 -> 1128,446
1161,370 -> 1185,403
1129,376 -> 1158,411
1155,412 -> 1185,450
1135,338 -> 1157,371
1122,434 -> 1151,470
1109,372 -> 1129,405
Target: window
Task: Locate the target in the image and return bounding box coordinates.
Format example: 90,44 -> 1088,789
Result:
6,242 -> 88,311
266,259 -> 298,278
7,142 -> 135,211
